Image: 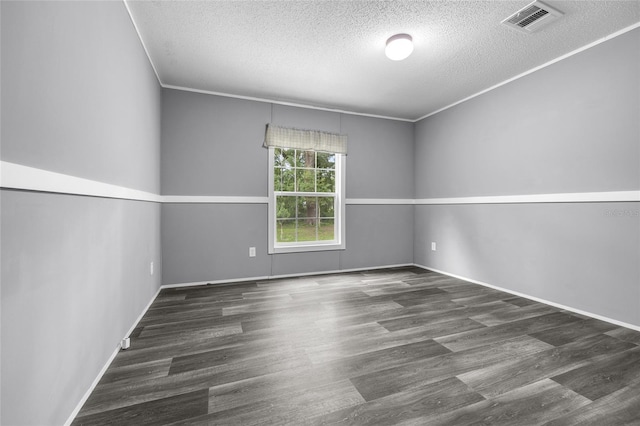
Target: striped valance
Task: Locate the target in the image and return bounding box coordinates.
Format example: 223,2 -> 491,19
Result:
264,124 -> 347,155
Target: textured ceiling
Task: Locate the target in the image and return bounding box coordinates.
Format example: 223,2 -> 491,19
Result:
125,0 -> 640,121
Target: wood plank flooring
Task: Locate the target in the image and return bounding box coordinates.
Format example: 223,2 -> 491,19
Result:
73,267 -> 640,425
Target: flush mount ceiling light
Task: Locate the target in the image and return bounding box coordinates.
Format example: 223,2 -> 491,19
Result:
385,33 -> 413,61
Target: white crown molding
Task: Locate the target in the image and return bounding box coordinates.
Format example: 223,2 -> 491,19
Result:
161,84 -> 414,123
121,0 -> 640,124
3,162 -> 638,205
415,21 -> 640,122
123,0 -> 163,86
152,23 -> 640,124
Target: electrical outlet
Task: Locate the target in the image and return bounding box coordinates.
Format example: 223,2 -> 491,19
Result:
431,242 -> 437,251
150,261 -> 154,275
249,247 -> 256,257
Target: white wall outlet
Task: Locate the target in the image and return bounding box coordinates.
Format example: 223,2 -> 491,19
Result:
431,242 -> 437,251
120,337 -> 130,350
150,261 -> 154,275
249,247 -> 256,257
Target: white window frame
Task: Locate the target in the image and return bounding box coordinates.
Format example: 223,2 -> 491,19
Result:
268,147 -> 346,254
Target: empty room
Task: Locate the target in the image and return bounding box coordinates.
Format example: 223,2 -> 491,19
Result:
1,0 -> 639,425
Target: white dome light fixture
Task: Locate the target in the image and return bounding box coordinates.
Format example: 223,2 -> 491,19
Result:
385,33 -> 414,61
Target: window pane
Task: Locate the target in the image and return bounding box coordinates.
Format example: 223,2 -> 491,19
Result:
316,169 -> 335,192
274,148 -> 285,168
275,219 -> 296,242
319,219 -> 335,241
276,168 -> 294,192
296,196 -> 317,242
296,168 -> 315,192
297,196 -> 318,222
276,196 -> 296,219
318,196 -> 335,218
273,168 -> 283,192
281,149 -> 295,168
296,150 -> 315,168
296,219 -> 317,241
274,167 -> 281,191
317,152 -> 335,170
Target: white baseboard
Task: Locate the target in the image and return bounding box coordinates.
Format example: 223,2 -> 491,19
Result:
162,263 -> 415,288
162,275 -> 271,289
64,286 -> 163,426
260,263 -> 415,281
414,263 -> 640,333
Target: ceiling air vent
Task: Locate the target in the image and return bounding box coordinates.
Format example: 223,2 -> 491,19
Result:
502,1 -> 563,34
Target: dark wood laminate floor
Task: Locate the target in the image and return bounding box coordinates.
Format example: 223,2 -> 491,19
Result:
73,267 -> 640,425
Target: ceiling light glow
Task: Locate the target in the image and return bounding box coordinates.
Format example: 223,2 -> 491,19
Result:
385,34 -> 413,61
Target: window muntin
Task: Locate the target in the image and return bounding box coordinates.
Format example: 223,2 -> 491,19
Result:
268,147 -> 345,253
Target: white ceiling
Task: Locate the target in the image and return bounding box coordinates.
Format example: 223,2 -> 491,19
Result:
125,1 -> 640,121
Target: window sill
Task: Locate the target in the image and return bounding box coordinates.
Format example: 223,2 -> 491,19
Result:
269,242 -> 346,254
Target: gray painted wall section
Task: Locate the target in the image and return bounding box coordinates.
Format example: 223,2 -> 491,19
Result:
415,28 -> 639,198
1,192 -> 162,425
1,1 -> 161,193
161,90 -> 271,196
161,203 -> 271,284
342,205 -> 414,270
342,115 -> 415,199
1,2 -> 162,424
161,204 -> 414,284
414,28 -> 640,327
415,203 -> 640,325
161,91 -> 415,199
161,90 -> 414,284
272,104 -> 341,134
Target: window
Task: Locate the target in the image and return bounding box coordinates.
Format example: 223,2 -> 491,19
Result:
268,147 -> 345,253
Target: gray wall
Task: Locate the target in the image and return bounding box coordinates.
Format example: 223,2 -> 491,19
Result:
1,2 -> 162,425
161,89 -> 415,284
414,28 -> 640,326
1,192 -> 162,424
161,93 -> 270,196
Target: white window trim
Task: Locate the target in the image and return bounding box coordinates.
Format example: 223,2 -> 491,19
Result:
268,147 -> 346,254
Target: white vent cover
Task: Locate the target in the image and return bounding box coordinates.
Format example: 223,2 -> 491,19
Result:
502,1 -> 563,33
